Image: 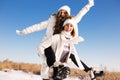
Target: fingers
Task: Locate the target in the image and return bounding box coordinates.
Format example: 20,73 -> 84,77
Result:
16,30 -> 24,35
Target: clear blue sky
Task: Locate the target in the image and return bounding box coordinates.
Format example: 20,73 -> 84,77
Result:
0,0 -> 120,71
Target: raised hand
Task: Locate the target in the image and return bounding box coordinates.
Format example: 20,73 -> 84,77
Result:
16,30 -> 25,35
89,0 -> 94,6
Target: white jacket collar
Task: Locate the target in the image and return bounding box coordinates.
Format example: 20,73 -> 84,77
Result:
61,31 -> 84,44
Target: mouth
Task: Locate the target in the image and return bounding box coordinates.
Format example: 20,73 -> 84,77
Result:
60,17 -> 66,21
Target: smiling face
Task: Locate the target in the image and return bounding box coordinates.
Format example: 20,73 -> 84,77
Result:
57,10 -> 70,20
59,9 -> 68,17
64,23 -> 74,33
53,9 -> 72,35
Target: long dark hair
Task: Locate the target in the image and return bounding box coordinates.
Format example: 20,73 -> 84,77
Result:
53,10 -> 72,35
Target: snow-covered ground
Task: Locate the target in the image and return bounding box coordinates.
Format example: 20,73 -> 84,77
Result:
0,70 -> 81,80
0,70 -> 42,80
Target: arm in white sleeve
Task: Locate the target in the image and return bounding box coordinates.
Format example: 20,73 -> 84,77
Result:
69,36 -> 84,44
37,36 -> 53,56
17,20 -> 49,35
73,0 -> 94,23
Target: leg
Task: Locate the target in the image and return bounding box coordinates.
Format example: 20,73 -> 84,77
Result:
45,46 -> 55,67
69,54 -> 79,67
70,54 -> 92,72
80,60 -> 92,72
41,63 -> 50,80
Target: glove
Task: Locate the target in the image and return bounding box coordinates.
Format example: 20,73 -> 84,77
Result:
16,30 -> 25,35
54,61 -> 62,67
89,0 -> 94,6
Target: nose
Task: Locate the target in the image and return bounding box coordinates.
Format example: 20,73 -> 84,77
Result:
67,25 -> 71,29
61,12 -> 65,16
68,25 -> 71,28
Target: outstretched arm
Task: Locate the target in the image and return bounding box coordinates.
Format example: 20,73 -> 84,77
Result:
89,0 -> 94,6
73,0 -> 94,23
16,20 -> 48,35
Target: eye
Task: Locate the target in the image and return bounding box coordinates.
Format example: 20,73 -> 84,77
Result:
69,24 -> 73,27
64,11 -> 67,14
71,25 -> 73,28
65,24 -> 69,26
60,10 -> 68,14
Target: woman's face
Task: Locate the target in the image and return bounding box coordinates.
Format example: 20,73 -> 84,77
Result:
59,9 -> 68,17
64,23 -> 74,33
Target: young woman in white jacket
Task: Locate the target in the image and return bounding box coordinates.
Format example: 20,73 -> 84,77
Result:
38,19 -> 85,80
16,0 -> 94,79
16,0 -> 94,41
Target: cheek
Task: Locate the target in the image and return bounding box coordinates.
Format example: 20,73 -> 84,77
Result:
70,27 -> 74,31
64,26 -> 68,30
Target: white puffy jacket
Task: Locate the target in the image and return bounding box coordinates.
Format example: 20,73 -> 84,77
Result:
16,1 -> 94,41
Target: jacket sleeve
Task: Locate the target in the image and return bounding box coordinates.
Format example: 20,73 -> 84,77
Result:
37,36 -> 53,56
21,20 -> 48,34
73,1 -> 94,23
19,16 -> 53,35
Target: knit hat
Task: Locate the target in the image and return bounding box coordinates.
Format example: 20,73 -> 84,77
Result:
63,19 -> 78,38
58,5 -> 71,15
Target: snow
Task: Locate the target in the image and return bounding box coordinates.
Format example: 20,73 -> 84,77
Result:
0,70 -> 42,80
0,70 -> 81,80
